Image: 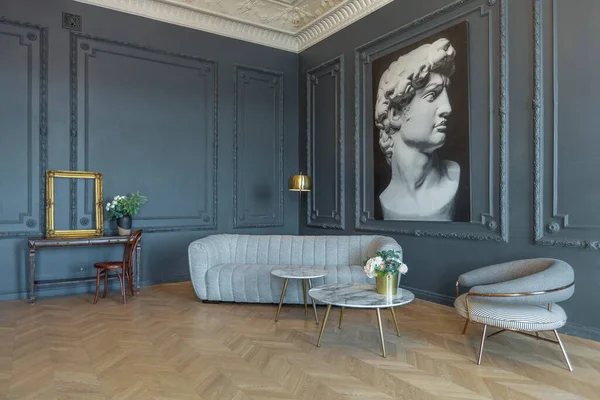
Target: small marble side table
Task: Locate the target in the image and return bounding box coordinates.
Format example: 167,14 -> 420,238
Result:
270,267 -> 328,324
309,283 -> 415,357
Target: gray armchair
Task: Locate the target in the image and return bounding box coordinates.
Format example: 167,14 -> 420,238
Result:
454,258 -> 575,371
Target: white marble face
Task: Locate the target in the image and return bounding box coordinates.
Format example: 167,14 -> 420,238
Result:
391,72 -> 451,154
271,266 -> 328,279
308,283 -> 415,308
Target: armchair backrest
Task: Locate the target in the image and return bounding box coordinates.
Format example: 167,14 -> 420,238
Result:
466,258 -> 575,305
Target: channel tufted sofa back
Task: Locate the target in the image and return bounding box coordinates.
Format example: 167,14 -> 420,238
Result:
188,234 -> 402,303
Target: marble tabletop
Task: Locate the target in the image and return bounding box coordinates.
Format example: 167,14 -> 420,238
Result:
271,266 -> 328,279
308,283 -> 414,309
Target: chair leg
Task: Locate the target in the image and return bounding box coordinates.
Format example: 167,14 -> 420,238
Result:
553,329 -> 574,372
102,270 -> 108,298
127,267 -> 135,296
115,270 -> 126,305
93,269 -> 101,304
477,325 -> 487,365
462,319 -> 470,334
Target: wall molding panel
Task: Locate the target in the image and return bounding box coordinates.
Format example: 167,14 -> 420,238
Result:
233,65 -> 284,228
69,32 -> 218,233
533,0 -> 600,249
353,0 -> 508,242
306,55 -> 345,230
0,18 -> 48,239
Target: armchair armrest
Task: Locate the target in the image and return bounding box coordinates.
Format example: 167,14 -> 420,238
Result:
464,282 -> 574,318
188,235 -> 232,300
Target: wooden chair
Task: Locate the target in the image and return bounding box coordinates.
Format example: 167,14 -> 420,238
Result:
93,230 -> 142,304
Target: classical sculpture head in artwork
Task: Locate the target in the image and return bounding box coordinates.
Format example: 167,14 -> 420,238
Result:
375,38 -> 460,221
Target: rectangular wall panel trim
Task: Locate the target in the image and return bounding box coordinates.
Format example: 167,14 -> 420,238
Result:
0,18 -> 48,239
306,55 -> 345,230
233,65 -> 284,228
533,0 -> 600,250
69,32 -> 218,233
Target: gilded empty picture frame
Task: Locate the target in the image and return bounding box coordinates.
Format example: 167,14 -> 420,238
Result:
46,170 -> 104,238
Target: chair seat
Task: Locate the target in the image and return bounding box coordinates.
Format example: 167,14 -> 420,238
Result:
94,261 -> 124,269
454,294 -> 567,331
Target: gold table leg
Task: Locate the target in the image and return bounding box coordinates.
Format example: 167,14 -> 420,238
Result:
376,308 -> 386,358
302,280 -> 308,314
317,304 -> 332,347
275,278 -> 289,322
389,307 -> 400,336
307,279 -> 318,325
338,306 -> 344,329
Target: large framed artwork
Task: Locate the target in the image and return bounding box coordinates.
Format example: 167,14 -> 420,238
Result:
372,22 -> 470,222
354,0 -> 508,242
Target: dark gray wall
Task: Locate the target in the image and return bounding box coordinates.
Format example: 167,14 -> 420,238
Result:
0,0 -> 299,299
300,0 -> 600,340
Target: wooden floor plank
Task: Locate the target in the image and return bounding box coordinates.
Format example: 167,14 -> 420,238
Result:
0,282 -> 598,399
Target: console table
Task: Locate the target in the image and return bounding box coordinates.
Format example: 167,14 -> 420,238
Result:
27,235 -> 142,303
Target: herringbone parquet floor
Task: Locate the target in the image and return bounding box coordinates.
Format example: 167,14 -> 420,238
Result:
1,282 -> 599,400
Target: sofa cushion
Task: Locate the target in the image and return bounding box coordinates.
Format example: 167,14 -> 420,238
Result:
206,264 -> 372,303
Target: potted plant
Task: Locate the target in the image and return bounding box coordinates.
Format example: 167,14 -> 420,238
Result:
363,250 -> 408,295
106,192 -> 147,236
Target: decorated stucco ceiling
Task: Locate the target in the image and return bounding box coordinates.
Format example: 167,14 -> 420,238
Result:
73,0 -> 393,52
168,0 -> 345,33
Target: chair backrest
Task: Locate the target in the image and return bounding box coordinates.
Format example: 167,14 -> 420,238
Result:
122,230 -> 142,270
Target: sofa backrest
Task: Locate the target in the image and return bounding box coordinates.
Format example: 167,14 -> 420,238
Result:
220,234 -> 395,266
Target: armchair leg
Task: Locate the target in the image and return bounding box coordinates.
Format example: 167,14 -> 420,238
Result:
553,330 -> 573,372
462,319 -> 470,334
477,325 -> 487,365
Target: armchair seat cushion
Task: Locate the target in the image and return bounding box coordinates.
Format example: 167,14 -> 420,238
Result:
454,294 -> 567,332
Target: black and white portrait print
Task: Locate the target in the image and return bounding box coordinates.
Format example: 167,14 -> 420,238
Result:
372,22 -> 471,222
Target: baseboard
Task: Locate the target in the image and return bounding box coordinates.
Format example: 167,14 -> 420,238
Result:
400,284 -> 455,307
561,322 -> 600,341
0,275 -> 190,302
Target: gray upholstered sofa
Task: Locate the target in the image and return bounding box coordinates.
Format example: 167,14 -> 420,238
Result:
188,234 -> 402,303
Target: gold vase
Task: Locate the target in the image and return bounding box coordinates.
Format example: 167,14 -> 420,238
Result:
376,274 -> 399,295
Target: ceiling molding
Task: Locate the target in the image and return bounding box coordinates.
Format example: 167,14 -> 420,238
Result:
72,0 -> 393,52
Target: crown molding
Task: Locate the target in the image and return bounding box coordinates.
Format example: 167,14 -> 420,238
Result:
72,0 -> 393,52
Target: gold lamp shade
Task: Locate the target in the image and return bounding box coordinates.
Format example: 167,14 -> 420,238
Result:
288,173 -> 312,191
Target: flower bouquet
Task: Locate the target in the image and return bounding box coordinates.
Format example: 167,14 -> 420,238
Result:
106,192 -> 147,235
363,250 -> 408,295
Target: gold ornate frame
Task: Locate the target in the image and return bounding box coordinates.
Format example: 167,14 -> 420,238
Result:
46,170 -> 103,238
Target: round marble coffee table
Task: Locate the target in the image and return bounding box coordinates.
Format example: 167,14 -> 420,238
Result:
270,267 -> 328,324
308,283 -> 415,357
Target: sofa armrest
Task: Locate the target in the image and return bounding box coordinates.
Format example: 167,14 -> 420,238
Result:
367,236 -> 403,260
188,235 -> 232,300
